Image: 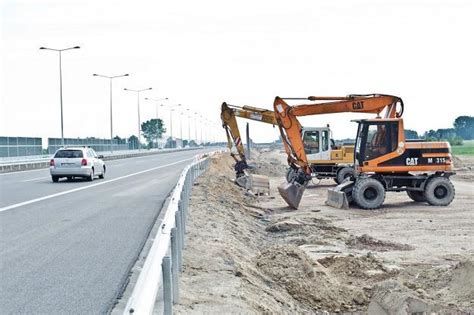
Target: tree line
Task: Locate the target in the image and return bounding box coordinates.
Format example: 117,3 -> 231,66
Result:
405,116 -> 473,145
113,118 -> 200,149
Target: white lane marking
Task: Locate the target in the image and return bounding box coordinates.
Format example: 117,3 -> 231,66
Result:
0,157 -> 193,213
21,177 -> 50,183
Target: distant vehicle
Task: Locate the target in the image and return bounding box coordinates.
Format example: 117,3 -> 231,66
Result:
49,147 -> 106,182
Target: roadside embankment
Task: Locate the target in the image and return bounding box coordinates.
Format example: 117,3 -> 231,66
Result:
175,151 -> 474,314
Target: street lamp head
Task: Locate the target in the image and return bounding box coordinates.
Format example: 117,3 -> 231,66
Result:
39,47 -> 46,50
93,74 -> 98,76
124,88 -> 128,91
147,87 -> 152,90
124,74 -> 130,76
73,46 -> 80,49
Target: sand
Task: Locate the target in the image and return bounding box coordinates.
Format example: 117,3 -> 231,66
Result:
174,150 -> 474,314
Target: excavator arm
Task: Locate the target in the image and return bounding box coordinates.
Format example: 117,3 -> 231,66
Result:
221,102 -> 281,177
273,94 -> 403,208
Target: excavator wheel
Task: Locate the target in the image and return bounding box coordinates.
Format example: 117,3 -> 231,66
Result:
352,177 -> 385,210
286,167 -> 298,183
406,190 -> 426,202
424,176 -> 455,206
336,167 -> 356,184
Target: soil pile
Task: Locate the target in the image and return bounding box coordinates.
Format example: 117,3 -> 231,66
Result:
256,245 -> 367,312
346,234 -> 414,252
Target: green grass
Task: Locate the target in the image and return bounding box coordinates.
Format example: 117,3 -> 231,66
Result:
452,140 -> 474,156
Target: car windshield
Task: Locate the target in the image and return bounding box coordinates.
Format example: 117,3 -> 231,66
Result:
54,150 -> 83,158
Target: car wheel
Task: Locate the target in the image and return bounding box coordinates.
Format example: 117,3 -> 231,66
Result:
406,190 -> 426,202
336,167 -> 356,185
99,166 -> 105,179
88,168 -> 94,181
52,176 -> 59,183
424,176 -> 455,206
352,177 -> 385,209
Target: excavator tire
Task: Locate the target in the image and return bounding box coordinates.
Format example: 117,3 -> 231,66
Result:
406,190 -> 426,202
424,176 -> 455,206
352,177 -> 385,210
286,167 -> 298,183
336,167 -> 356,184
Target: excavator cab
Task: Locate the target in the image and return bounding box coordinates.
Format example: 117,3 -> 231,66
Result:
354,119 -> 399,168
302,127 -> 331,162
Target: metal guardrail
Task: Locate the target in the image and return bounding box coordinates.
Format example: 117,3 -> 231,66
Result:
123,151 -> 216,315
0,147 -> 202,166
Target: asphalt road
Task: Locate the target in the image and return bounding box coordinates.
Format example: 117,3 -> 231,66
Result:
0,148 -> 214,314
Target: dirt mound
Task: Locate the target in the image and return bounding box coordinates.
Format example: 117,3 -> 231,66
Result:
265,218 -> 303,232
346,234 -> 414,252
250,158 -> 287,177
368,280 -> 441,315
256,245 -> 365,312
408,260 -> 474,312
453,155 -> 466,168
318,253 -> 398,287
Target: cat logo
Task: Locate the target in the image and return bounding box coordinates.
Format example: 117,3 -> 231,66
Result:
352,101 -> 364,110
406,157 -> 418,165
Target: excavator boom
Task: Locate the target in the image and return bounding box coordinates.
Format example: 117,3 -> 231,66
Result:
221,102 -> 278,163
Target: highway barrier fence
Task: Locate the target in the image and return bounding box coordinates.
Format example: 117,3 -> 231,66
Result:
123,151 -> 216,315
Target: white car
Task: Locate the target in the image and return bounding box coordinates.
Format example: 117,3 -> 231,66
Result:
49,147 -> 106,182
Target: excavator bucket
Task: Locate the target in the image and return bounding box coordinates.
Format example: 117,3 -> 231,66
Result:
326,180 -> 354,209
235,170 -> 270,195
278,181 -> 307,209
235,175 -> 248,188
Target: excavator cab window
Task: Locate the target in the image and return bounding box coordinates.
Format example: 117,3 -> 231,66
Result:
322,130 -> 329,152
303,130 -> 320,154
355,121 -> 398,164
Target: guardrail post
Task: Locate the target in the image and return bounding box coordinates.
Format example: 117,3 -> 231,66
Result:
162,256 -> 172,315
174,210 -> 183,271
180,191 -> 187,231
178,200 -> 186,236
170,228 -> 180,304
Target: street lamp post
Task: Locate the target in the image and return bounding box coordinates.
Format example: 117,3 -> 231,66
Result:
194,112 -> 199,145
124,87 -> 152,150
200,114 -> 204,145
145,97 -> 168,120
145,97 -> 168,149
160,104 -> 181,148
93,73 -> 129,152
186,108 -> 191,146
40,45 -> 80,147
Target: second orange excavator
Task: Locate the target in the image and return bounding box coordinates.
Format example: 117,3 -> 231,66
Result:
221,102 -> 356,187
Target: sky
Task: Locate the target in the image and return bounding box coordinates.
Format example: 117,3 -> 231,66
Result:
1,0 -> 473,144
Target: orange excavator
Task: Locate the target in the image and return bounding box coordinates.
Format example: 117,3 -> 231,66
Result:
221,102 -> 277,186
273,94 -> 455,209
